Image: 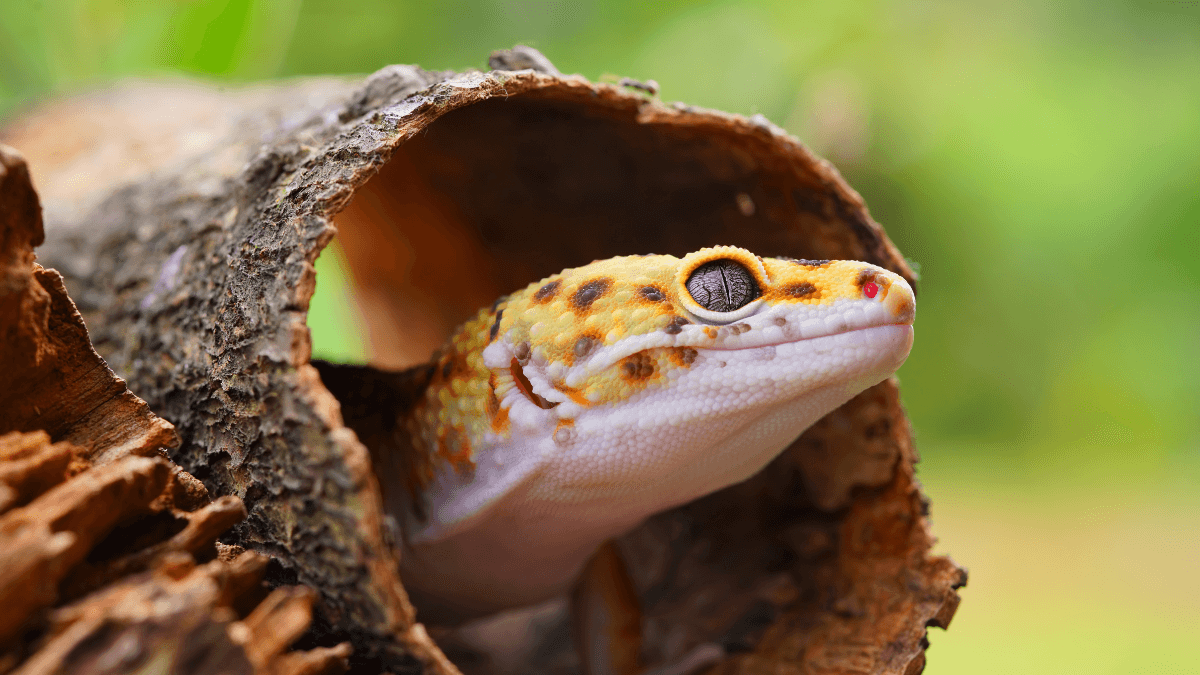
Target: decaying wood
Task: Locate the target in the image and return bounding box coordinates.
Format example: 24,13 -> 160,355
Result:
0,148 -> 351,674
6,46 -> 966,674
0,145 -> 177,464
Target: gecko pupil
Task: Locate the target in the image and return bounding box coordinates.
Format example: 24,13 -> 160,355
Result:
685,259 -> 760,312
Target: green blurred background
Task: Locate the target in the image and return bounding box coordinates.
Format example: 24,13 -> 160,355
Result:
3,1 -> 1198,672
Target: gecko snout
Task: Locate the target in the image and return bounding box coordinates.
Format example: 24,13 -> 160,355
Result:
864,270 -> 916,325
884,277 -> 916,324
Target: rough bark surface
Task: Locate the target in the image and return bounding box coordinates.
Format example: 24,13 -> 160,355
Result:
5,48 -> 966,674
0,147 -> 351,675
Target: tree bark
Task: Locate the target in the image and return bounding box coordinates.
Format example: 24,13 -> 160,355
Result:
0,146 -> 351,675
5,48 -> 965,674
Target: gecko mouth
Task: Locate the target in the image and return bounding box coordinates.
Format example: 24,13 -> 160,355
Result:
687,310 -> 914,354
511,358 -> 558,409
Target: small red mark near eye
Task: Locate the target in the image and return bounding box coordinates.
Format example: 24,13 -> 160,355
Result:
863,281 -> 879,299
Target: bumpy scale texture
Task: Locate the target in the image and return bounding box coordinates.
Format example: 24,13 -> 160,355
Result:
408,247 -> 913,486
399,246 -> 916,617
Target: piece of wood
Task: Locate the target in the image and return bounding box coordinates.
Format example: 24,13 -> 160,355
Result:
0,146 -> 352,675
6,46 -> 965,674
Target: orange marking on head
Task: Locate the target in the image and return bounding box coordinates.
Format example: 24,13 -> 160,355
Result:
436,428 -> 474,473
774,281 -> 821,301
563,332 -> 602,367
490,406 -> 510,434
553,381 -> 592,407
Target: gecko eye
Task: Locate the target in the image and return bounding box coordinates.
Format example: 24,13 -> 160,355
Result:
685,259 -> 761,312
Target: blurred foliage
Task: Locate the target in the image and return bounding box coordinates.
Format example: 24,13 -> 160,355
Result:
3,1 -> 1198,672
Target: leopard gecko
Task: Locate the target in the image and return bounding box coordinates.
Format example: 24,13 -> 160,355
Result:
336,245 -> 915,672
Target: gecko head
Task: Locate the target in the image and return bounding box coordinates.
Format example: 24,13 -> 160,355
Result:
477,245 -> 912,466
418,245 -> 915,537
404,247 -> 915,612
484,245 -> 914,411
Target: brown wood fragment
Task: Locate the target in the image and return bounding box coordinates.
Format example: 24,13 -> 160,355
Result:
61,494 -> 247,600
2,455 -> 172,561
0,145 -> 178,464
0,523 -> 75,643
0,453 -> 174,642
0,145 -> 352,674
232,586 -> 351,675
0,431 -> 76,512
269,643 -> 355,675
15,555 -> 264,675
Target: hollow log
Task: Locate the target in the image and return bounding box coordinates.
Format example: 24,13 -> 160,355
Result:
6,47 -> 965,674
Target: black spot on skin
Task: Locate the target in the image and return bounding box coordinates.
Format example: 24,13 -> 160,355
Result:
574,335 -> 597,358
639,286 -> 666,302
679,347 -> 698,365
490,295 -> 508,312
664,316 -> 690,334
514,341 -> 531,365
571,278 -> 612,310
785,282 -> 817,298
730,323 -> 750,334
855,269 -> 877,288
685,260 -> 760,312
533,280 -> 560,303
489,309 -> 504,341
621,352 -> 655,380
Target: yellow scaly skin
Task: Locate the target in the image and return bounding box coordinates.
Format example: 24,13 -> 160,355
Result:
398,245 -> 916,621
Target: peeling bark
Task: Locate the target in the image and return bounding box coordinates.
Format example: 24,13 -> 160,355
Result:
0,147 -> 350,675
5,47 -> 965,674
